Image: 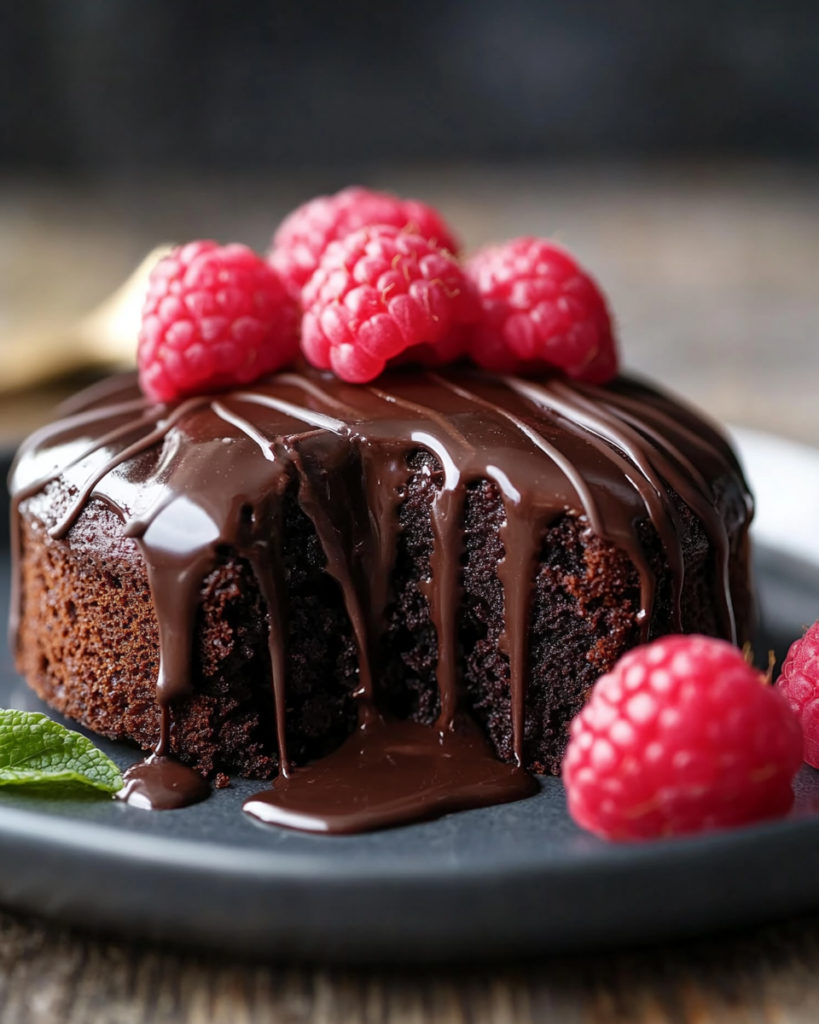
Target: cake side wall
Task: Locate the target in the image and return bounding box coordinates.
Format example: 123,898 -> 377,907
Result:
14,454 -> 754,779
377,449 -> 754,775
15,494 -> 360,778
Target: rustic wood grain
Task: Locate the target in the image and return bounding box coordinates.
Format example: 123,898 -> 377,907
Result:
2,165 -> 819,1021
0,910 -> 818,1023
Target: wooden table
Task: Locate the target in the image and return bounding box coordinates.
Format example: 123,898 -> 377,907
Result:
2,909 -> 819,1023
1,164 -> 819,1022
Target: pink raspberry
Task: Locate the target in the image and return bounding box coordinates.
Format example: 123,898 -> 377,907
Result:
138,241 -> 299,402
394,326 -> 471,369
301,225 -> 476,383
464,237 -> 618,383
562,635 -> 803,841
269,186 -> 459,297
777,622 -> 819,769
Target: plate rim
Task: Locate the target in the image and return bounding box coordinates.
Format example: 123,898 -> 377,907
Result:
2,430 -> 819,958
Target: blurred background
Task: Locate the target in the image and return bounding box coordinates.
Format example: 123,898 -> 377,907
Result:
1,0 -> 818,447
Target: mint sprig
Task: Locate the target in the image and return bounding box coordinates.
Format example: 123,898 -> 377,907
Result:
0,710 -> 123,794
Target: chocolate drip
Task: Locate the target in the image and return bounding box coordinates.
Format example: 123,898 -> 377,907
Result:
289,444 -> 378,728
520,378 -> 736,642
506,377 -> 685,640
9,366 -> 753,829
117,753 -> 210,811
246,515 -> 290,776
49,398 -> 210,541
369,387 -> 473,731
594,384 -> 742,641
428,373 -> 610,762
8,397 -> 159,652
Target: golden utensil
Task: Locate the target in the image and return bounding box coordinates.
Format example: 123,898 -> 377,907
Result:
0,244 -> 172,395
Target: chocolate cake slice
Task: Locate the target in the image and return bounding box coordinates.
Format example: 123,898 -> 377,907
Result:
9,366 -> 754,790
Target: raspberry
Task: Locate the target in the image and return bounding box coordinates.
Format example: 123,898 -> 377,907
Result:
301,225 -> 476,383
394,325 -> 471,369
562,635 -> 803,841
777,622 -> 819,768
464,237 -> 618,383
269,186 -> 459,297
138,241 -> 299,402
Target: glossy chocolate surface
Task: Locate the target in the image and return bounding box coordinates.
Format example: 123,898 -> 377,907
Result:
117,753 -> 211,811
243,717 -> 538,834
9,366 -> 752,830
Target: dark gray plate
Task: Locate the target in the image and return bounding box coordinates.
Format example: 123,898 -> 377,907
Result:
3,439 -> 819,963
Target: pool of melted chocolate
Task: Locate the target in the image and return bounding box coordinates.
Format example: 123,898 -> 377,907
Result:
117,752 -> 210,811
243,717 -> 538,834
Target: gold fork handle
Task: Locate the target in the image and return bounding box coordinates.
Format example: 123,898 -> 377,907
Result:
0,244 -> 171,396
0,329 -> 97,394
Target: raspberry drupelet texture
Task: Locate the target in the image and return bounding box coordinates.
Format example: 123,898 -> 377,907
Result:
301,225 -> 476,383
777,622 -> 819,769
562,635 -> 803,841
465,237 -> 618,383
138,241 -> 300,403
269,186 -> 460,297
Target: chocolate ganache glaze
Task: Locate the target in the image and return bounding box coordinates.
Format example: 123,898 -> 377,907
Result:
8,366 -> 752,831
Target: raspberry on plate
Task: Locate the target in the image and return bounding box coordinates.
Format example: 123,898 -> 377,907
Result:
465,237 -> 618,383
301,225 -> 476,383
777,622 -> 819,769
269,186 -> 459,297
138,241 -> 300,403
562,635 -> 803,841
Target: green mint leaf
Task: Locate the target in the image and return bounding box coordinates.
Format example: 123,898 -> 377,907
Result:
0,710 -> 123,794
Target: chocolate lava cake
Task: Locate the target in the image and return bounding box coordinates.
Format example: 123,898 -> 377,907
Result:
9,366 -> 754,779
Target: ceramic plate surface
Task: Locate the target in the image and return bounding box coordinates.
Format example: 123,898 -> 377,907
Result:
1,432 -> 819,962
